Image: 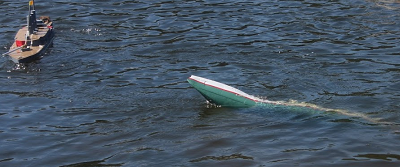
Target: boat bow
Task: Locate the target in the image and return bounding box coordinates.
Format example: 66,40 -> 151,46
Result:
188,75 -> 262,107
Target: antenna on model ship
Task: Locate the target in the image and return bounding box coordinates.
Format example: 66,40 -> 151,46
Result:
23,0 -> 37,50
27,0 -> 37,35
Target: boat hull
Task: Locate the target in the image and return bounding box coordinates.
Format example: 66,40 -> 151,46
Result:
187,75 -> 260,107
8,27 -> 55,63
187,75 -> 324,110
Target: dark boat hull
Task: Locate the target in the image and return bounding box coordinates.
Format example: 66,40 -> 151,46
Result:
11,31 -> 55,63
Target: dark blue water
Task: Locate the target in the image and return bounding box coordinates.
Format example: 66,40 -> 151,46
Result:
1,0 -> 400,166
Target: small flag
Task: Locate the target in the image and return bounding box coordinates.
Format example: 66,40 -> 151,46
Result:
29,1 -> 33,6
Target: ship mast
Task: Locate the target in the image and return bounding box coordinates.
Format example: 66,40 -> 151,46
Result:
27,0 -> 37,35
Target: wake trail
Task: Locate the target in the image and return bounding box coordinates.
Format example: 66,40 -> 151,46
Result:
259,98 -> 393,125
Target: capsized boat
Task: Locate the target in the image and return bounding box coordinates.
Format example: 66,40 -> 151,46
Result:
188,75 -> 296,108
187,75 -> 331,111
187,75 -> 387,124
2,0 -> 55,63
187,75 -> 262,107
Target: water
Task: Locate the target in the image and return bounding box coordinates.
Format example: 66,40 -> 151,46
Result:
1,0 -> 400,166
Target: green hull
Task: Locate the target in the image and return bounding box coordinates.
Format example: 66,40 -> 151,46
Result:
188,75 -> 259,107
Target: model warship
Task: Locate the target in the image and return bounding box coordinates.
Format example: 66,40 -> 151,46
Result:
2,0 -> 55,63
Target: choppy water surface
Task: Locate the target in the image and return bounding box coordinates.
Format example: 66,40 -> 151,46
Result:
1,0 -> 400,166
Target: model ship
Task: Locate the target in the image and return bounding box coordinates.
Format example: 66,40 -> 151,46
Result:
2,0 -> 55,63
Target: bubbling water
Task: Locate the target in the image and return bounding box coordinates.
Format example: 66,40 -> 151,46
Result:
258,98 -> 392,125
70,27 -> 102,36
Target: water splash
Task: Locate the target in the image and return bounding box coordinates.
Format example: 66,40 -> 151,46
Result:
70,27 -> 103,36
